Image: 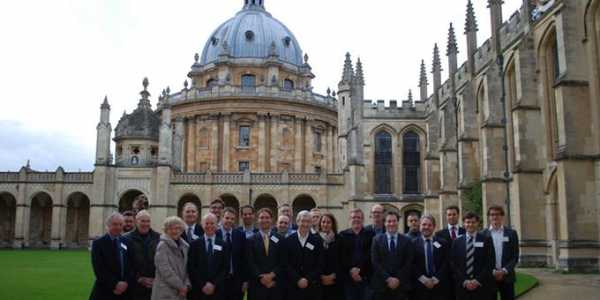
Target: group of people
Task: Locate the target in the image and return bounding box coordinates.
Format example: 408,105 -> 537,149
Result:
89,199 -> 519,300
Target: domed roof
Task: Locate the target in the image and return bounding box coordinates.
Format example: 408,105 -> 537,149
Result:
114,78 -> 160,142
199,1 -> 304,66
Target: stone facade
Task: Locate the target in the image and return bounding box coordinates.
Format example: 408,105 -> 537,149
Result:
0,0 -> 598,272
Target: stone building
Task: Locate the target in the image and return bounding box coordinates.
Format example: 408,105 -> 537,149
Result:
0,0 -> 598,272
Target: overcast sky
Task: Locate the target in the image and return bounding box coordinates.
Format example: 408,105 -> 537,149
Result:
0,0 -> 522,172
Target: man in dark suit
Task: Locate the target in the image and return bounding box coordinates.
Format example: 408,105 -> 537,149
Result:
339,208 -> 375,300
371,211 -> 415,300
434,206 -> 465,300
217,207 -> 248,300
278,203 -> 298,230
284,210 -> 324,300
365,204 -> 385,235
90,212 -> 135,300
247,208 -> 286,300
406,212 -> 421,240
411,214 -> 450,300
450,212 -> 494,300
181,202 -> 204,243
482,205 -> 519,300
188,213 -> 229,300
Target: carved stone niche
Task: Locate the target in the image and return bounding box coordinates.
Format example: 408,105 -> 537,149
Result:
234,115 -> 256,150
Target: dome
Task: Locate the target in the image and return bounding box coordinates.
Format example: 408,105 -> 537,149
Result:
114,79 -> 160,142
199,1 -> 304,66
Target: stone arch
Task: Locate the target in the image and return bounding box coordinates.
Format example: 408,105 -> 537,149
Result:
29,192 -> 53,248
504,53 -> 518,170
119,189 -> 147,213
0,192 -> 16,248
177,193 -> 202,217
65,192 -> 90,248
401,204 -> 424,234
220,194 -> 240,224
369,123 -> 398,141
538,23 -> 560,160
399,125 -> 426,194
292,194 -> 316,218
254,194 -> 278,219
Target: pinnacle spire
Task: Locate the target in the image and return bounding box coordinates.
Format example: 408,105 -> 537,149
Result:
342,52 -> 354,83
465,0 -> 478,33
419,60 -> 428,87
432,44 -> 442,73
138,77 -> 152,111
408,89 -> 413,102
101,95 -> 110,109
447,23 -> 459,56
355,57 -> 364,85
243,0 -> 265,10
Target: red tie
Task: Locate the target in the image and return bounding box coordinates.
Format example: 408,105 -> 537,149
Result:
450,227 -> 457,240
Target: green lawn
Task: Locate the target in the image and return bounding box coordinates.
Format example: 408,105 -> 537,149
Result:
0,250 -> 537,300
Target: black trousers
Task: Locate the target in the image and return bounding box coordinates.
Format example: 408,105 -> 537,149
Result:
223,276 -> 244,300
495,280 -> 515,300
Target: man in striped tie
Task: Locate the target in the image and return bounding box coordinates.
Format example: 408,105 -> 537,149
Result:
449,212 -> 494,300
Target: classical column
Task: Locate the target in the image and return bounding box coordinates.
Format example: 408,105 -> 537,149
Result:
173,117 -> 185,171
327,125 -> 334,173
294,116 -> 303,172
222,113 -> 231,172
257,113 -> 267,172
210,113 -> 220,171
270,114 -> 280,172
186,117 -> 196,172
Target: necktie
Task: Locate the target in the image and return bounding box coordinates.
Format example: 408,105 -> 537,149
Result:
451,226 -> 457,240
263,234 -> 270,256
466,236 -> 475,278
426,239 -> 435,276
226,232 -> 233,274
207,238 -> 213,257
226,232 -> 232,244
390,235 -> 396,253
188,227 -> 193,242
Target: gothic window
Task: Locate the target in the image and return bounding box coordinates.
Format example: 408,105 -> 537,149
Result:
542,29 -> 560,159
239,161 -> 250,172
241,74 -> 256,91
506,62 -> 518,168
402,131 -> 420,194
239,126 -> 251,147
374,131 -> 393,194
283,79 -> 294,91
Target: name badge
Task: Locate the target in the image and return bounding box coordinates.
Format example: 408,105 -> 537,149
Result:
120,243 -> 128,251
305,242 -> 314,251
213,244 -> 223,251
191,234 -> 199,240
474,242 -> 484,248
270,236 -> 279,243
433,241 -> 442,249
503,237 -> 510,242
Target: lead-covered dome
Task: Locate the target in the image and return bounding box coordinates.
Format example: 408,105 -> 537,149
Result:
199,0 -> 304,66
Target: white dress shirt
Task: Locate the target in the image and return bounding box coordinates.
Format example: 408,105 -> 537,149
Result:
297,232 -> 309,247
489,226 -> 505,271
385,232 -> 399,250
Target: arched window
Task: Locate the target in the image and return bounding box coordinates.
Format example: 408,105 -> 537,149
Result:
206,79 -> 217,88
283,79 -> 294,91
374,131 -> 393,194
241,74 -> 256,91
542,29 -> 560,159
403,131 -> 420,194
506,61 -> 518,168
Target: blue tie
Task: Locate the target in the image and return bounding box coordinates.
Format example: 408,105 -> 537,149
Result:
226,232 -> 233,274
426,239 -> 435,277
207,238 -> 213,257
390,235 -> 396,253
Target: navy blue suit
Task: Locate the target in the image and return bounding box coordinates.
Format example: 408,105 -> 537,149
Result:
246,231 -> 286,300
482,227 -> 519,300
182,224 -> 204,244
450,233 -> 494,300
217,228 -> 247,300
411,237 -> 450,300
338,228 -> 375,300
89,234 -> 135,300
284,232 -> 324,300
370,233 -> 414,300
434,226 -> 465,300
188,236 -> 229,300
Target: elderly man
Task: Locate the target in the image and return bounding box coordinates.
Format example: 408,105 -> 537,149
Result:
275,215 -> 295,238
123,210 -> 161,300
278,204 -> 298,230
284,210 -> 324,300
365,204 -> 385,235
181,202 -> 204,243
188,213 -> 229,300
90,212 -> 135,300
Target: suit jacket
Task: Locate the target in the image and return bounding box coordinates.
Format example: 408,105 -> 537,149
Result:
481,227 -> 520,283
411,237 -> 450,300
370,233 -> 415,295
365,224 -> 385,236
407,230 -> 422,240
338,228 -> 375,284
217,227 -> 247,281
237,225 -> 259,239
246,231 -> 286,299
284,232 -> 325,300
89,234 -> 136,300
187,236 -> 229,300
434,226 -> 465,245
450,232 -> 494,298
182,224 -> 204,244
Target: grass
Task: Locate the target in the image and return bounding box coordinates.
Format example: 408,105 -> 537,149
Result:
0,250 -> 538,300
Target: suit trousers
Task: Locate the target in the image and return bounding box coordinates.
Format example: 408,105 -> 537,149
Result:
223,276 -> 244,300
496,279 -> 515,300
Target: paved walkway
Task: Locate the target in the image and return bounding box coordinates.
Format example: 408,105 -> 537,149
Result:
519,268 -> 600,299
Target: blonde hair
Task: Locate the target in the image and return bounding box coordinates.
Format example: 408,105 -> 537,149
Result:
163,216 -> 186,232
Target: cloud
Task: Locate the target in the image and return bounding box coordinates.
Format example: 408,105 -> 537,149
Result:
0,121 -> 94,172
